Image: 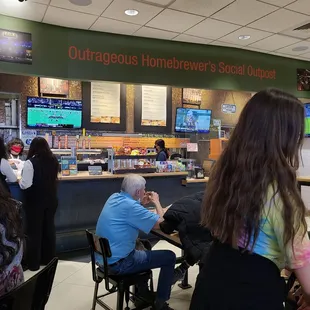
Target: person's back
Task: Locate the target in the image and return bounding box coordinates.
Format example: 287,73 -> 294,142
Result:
190,89 -> 310,310
0,185 -> 24,297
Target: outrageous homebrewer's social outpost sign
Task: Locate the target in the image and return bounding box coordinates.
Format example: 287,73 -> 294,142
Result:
0,14 -> 309,97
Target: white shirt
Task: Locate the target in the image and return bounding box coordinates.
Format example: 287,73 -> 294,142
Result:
0,158 -> 17,183
19,160 -> 34,190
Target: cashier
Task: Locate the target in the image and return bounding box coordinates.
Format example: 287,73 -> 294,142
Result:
155,139 -> 169,161
7,138 -> 26,160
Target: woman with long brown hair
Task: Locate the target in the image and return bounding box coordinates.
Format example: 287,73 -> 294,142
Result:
190,89 -> 310,310
19,137 -> 59,271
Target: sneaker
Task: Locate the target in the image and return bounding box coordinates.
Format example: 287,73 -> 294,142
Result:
159,302 -> 174,310
134,291 -> 156,308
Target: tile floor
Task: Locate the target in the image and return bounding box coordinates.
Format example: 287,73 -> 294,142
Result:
24,240 -> 197,310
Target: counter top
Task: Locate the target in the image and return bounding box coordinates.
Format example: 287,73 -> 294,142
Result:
59,171 -> 188,181
182,176 -> 310,185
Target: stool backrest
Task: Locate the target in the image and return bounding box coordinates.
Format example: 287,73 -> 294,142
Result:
0,257 -> 58,310
85,230 -> 112,291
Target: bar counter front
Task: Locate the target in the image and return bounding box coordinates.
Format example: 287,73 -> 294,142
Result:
9,171 -> 203,253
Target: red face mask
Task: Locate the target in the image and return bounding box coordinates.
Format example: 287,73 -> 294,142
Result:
11,145 -> 22,154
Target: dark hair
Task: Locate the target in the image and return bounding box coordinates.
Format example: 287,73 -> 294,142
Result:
27,137 -> 59,185
0,182 -> 23,272
7,138 -> 24,154
155,139 -> 169,158
201,88 -> 306,250
0,137 -> 8,160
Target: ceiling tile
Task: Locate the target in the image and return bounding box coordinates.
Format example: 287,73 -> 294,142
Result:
0,0 -> 47,22
281,20 -> 310,39
185,18 -> 241,40
286,0 -> 310,16
43,6 -> 97,29
90,17 -> 141,35
301,52 -> 310,59
101,0 -> 163,25
50,0 -> 112,16
276,40 -> 310,55
169,0 -> 235,17
249,34 -> 301,51
134,26 -> 178,39
146,9 -> 204,33
136,0 -> 174,5
173,34 -> 211,44
249,8 -> 310,33
220,27 -> 272,46
211,41 -> 242,49
29,0 -> 50,4
212,0 -> 277,26
256,0 -> 296,6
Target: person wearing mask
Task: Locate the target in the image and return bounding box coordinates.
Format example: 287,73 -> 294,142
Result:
96,174 -> 176,310
7,138 -> 25,160
190,89 -> 310,310
0,137 -> 17,193
155,139 -> 169,161
19,137 -> 59,271
0,182 -> 24,296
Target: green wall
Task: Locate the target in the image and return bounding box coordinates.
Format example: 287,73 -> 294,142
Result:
0,14 -> 310,98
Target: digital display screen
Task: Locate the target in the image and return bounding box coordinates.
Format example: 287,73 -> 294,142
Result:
27,97 -> 82,129
305,103 -> 310,136
0,29 -> 32,64
175,108 -> 212,133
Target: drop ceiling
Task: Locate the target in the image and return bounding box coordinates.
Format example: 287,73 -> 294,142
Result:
2,0 -> 310,61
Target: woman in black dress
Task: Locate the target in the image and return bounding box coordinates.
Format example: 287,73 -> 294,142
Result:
19,137 -> 59,271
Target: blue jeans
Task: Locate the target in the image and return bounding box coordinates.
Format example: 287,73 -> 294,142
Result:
110,250 -> 176,302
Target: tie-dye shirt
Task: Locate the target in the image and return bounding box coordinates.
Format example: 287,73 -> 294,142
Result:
238,189 -> 310,270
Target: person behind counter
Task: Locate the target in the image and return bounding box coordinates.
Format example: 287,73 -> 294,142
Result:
19,137 -> 59,271
0,182 -> 24,297
190,89 -> 310,310
155,139 -> 169,161
7,138 -> 25,160
0,137 -> 17,193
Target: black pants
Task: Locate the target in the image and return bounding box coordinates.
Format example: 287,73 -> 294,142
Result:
24,203 -> 57,271
190,242 -> 285,310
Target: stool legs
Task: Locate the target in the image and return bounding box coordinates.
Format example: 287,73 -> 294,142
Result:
92,282 -> 99,310
117,283 -> 125,310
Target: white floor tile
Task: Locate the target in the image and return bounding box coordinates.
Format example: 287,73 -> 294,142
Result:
53,261 -> 87,283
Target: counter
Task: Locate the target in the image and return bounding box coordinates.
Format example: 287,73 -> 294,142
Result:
10,171 -> 195,253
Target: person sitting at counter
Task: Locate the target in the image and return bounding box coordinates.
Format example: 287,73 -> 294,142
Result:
7,138 -> 26,160
96,174 -> 176,310
155,139 -> 169,161
0,137 -> 17,193
19,137 -> 59,272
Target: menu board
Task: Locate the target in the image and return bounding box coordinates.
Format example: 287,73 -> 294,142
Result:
182,88 -> 202,105
91,82 -> 120,124
141,85 -> 167,127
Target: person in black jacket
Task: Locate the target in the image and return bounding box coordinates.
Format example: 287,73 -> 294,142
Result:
160,191 -> 213,282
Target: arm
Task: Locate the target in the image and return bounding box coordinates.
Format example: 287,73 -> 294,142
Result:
149,192 -> 165,229
0,159 -> 17,183
19,160 -> 34,190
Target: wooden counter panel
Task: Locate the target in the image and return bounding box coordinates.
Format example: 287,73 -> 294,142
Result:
59,171 -> 188,181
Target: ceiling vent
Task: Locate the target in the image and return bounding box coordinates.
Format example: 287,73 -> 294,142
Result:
133,0 -> 176,8
293,22 -> 310,35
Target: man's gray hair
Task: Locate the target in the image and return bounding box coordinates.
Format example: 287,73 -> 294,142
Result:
121,174 -> 146,197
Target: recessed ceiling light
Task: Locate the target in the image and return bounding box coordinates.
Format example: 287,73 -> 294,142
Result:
292,46 -> 308,52
238,35 -> 251,40
125,9 -> 139,16
69,0 -> 92,6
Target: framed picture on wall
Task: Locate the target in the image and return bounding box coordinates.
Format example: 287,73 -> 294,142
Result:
39,77 -> 69,96
82,82 -> 127,131
297,69 -> 310,91
134,85 -> 172,134
182,88 -> 202,105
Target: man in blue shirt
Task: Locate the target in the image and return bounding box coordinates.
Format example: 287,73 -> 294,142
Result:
96,174 -> 176,310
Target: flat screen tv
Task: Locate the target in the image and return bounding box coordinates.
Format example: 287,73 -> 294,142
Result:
175,108 -> 212,133
305,103 -> 310,137
27,96 -> 82,129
